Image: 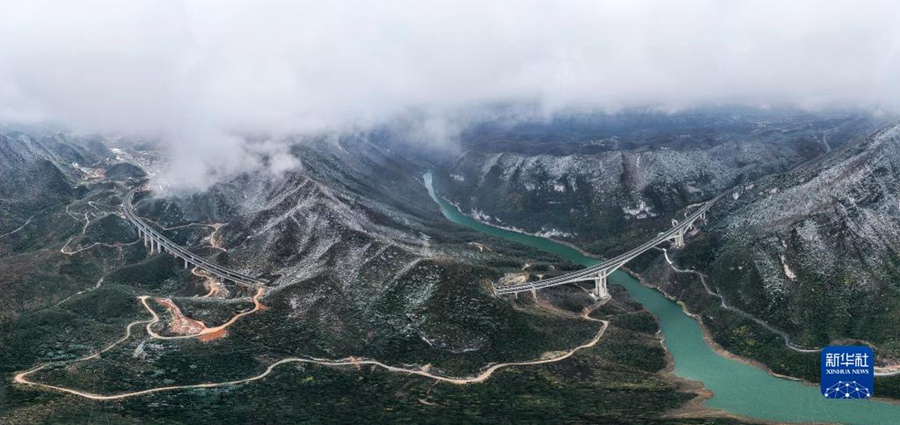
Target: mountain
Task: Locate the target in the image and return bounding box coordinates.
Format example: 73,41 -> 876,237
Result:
431,109 -> 876,256
104,163 -> 147,180
641,124 -> 900,383
1,130 -> 709,424
6,113 -> 897,423
0,130 -> 115,225
414,110 -> 900,389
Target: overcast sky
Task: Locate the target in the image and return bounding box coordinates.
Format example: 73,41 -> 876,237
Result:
2,0 -> 899,189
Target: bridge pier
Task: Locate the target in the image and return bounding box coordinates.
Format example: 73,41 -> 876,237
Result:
673,232 -> 685,248
671,219 -> 687,248
124,187 -> 266,287
593,270 -> 610,299
489,194 -> 720,297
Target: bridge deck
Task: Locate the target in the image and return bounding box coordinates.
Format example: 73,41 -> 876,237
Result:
494,194 -> 723,295
124,188 -> 266,286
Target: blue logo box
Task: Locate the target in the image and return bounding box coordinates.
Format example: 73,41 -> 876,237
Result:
821,345 -> 874,399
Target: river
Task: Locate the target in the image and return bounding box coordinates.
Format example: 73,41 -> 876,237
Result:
424,171 -> 900,424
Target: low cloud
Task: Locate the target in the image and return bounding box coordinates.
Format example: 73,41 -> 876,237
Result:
2,0 -> 899,190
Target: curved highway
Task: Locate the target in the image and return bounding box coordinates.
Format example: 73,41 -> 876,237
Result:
494,193 -> 724,294
124,187 -> 266,286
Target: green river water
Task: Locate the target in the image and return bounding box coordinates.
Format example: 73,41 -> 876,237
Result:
424,171 -> 899,424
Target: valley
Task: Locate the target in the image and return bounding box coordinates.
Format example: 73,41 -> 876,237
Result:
428,111 -> 900,386
3,113 -> 900,424
0,129 -> 704,424
4,4 -> 900,423
425,167 -> 900,424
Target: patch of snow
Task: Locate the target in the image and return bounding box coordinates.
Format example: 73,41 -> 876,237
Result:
622,199 -> 657,219
471,208 -> 491,221
534,227 -> 573,238
780,254 -> 797,281
133,341 -> 147,359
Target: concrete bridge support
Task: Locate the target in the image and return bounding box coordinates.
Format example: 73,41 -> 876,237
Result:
672,232 -> 685,248
124,187 -> 267,287
593,270 -> 610,299
671,219 -> 689,248
491,193 -> 721,297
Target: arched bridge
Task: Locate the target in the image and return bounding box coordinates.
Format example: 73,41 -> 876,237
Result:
123,187 -> 267,286
493,194 -> 724,299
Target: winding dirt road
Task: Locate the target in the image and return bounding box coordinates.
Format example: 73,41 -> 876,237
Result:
658,247 -> 900,376
141,287 -> 265,341
13,297 -> 609,400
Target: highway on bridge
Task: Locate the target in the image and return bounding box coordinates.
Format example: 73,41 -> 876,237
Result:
123,187 -> 266,286
494,193 -> 724,296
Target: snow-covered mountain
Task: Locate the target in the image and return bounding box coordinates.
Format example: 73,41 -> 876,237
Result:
695,124 -> 900,347
0,130 -> 124,237
129,134 -> 567,362
433,111 -> 875,252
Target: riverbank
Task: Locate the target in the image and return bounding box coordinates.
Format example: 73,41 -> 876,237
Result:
639,273 -> 807,382
636,257 -> 900,406
425,171 -> 900,423
436,192 -> 605,260
613,272 -> 799,422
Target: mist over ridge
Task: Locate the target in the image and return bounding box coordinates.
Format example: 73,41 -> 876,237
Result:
2,0 -> 899,190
